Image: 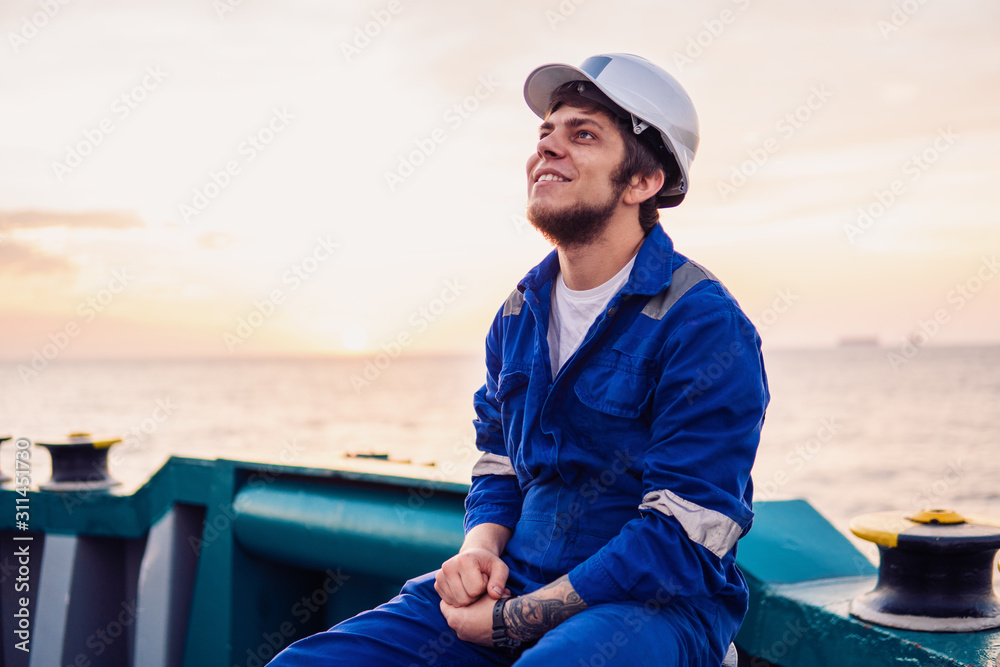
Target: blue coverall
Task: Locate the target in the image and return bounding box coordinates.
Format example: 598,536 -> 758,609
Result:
269,224 -> 769,666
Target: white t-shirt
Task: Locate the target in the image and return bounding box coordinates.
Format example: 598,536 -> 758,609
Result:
548,255 -> 637,377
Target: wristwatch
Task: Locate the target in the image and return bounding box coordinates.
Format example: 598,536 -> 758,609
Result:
492,597 -> 523,655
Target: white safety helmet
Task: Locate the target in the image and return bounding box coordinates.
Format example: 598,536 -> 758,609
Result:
524,53 -> 699,208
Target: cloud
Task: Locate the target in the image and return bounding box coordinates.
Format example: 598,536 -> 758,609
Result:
0,239 -> 75,275
0,208 -> 145,275
0,209 -> 145,231
197,231 -> 240,250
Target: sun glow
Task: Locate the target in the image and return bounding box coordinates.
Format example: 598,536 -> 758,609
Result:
341,326 -> 369,353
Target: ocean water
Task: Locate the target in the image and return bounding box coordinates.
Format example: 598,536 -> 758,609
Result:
2,347 -> 998,554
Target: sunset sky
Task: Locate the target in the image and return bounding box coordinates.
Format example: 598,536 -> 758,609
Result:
2,0 -> 998,361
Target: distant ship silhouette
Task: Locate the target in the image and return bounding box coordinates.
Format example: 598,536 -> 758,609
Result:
838,336 -> 880,348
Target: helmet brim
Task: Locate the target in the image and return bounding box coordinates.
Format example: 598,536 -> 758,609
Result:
524,63 -> 598,120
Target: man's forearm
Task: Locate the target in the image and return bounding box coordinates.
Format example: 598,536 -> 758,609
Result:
503,574 -> 587,642
461,522 -> 513,557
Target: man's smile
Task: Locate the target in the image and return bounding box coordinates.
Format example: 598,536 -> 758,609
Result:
532,168 -> 572,185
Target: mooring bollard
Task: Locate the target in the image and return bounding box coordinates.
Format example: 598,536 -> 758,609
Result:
35,432 -> 123,491
849,508 -> 1000,632
0,435 -> 11,482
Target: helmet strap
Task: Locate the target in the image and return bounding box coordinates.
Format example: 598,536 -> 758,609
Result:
631,116 -> 650,135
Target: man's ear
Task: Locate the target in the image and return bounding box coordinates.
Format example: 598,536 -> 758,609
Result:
623,169 -> 665,206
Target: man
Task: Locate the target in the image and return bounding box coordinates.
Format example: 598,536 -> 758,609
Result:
271,53 -> 768,667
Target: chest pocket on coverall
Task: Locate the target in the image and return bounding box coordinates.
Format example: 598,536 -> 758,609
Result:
573,333 -> 656,420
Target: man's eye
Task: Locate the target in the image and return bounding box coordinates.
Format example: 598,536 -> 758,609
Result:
577,130 -> 595,140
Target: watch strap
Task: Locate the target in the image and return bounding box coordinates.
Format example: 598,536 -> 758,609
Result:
491,597 -> 522,654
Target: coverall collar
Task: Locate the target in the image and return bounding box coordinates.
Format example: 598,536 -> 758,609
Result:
518,223 -> 678,298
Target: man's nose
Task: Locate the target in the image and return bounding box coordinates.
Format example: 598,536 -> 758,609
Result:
536,131 -> 565,159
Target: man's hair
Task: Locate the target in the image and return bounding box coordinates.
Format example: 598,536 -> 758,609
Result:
546,82 -> 678,232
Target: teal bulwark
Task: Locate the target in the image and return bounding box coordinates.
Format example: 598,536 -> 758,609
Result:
0,457 -> 467,667
2,458 -> 998,667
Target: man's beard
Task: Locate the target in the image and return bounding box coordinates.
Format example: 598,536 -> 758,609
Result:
527,177 -> 627,248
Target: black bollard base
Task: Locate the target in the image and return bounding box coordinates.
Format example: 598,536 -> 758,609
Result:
36,433 -> 122,492
850,509 -> 1000,632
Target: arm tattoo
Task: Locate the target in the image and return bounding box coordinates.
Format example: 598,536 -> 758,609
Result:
503,575 -> 588,642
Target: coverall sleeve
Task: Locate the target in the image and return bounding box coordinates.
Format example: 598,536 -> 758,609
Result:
463,309 -> 523,533
568,299 -> 768,606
